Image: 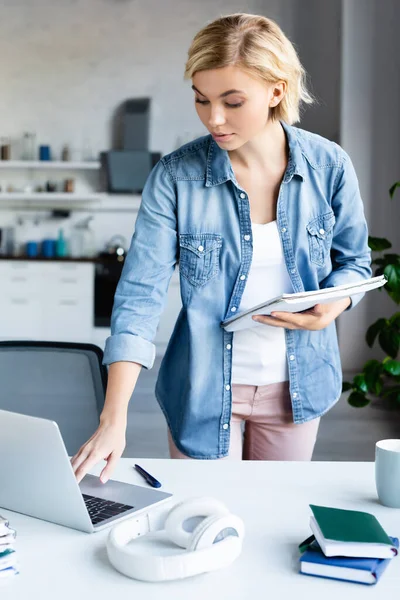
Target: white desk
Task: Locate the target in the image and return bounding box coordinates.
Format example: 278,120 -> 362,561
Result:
1,460 -> 399,599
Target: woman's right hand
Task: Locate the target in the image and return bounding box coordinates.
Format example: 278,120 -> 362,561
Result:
71,416 -> 127,484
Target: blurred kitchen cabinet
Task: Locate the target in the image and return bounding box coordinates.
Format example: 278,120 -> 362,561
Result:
0,261 -> 94,342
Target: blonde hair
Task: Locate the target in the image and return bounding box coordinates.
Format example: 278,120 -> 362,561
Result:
184,13 -> 314,124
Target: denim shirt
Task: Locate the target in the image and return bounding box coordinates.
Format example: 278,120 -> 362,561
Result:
103,120 -> 372,459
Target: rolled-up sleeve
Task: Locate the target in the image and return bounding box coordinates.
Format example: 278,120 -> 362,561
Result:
103,159 -> 177,368
319,150 -> 372,311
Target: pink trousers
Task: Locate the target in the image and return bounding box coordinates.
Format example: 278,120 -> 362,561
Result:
168,381 -> 320,461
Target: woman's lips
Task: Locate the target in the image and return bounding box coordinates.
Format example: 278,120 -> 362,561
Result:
212,133 -> 234,142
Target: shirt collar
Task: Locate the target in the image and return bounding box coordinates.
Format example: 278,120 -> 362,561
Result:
205,119 -> 306,187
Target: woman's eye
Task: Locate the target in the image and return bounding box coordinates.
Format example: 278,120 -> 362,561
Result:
195,99 -> 243,108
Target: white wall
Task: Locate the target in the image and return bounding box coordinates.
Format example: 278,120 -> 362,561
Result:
0,0 -> 290,160
338,0 -> 400,369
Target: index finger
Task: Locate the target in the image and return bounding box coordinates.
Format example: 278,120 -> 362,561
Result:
70,444 -> 92,472
75,452 -> 102,484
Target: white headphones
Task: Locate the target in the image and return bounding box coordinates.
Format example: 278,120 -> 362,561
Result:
106,496 -> 245,582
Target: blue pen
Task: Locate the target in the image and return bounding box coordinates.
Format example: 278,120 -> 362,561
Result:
134,464 -> 162,488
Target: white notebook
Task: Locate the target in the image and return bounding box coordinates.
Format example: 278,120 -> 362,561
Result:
221,275 -> 386,332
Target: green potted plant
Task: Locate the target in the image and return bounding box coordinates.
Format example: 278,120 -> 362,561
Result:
343,181 -> 400,408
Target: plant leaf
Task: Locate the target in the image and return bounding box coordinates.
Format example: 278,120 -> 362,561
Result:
378,327 -> 400,358
366,319 -> 386,347
387,288 -> 400,305
354,374 -> 369,393
363,359 -> 384,394
389,312 -> 400,329
383,360 -> 400,376
368,236 -> 392,252
389,181 -> 400,198
342,381 -> 353,392
382,254 -> 400,265
384,264 -> 400,303
348,391 -> 370,408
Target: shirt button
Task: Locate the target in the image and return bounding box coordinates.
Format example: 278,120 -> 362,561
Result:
225,384 -> 231,391
293,392 -> 298,399
319,228 -> 325,235
240,193 -> 246,199
231,307 -> 237,312
222,423 -> 229,430
197,245 -> 204,252
226,344 -> 232,350
281,227 -> 287,233
244,234 -> 250,241
289,354 -> 295,361
240,275 -> 246,280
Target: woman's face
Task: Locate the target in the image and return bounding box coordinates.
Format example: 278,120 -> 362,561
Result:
192,65 -> 284,148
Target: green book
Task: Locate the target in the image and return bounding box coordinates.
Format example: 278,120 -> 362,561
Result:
309,505 -> 398,559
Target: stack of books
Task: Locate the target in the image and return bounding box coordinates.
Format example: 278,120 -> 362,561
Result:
0,514 -> 18,580
299,505 -> 399,585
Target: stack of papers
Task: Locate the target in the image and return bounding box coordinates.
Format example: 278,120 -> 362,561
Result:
0,515 -> 18,580
221,275 -> 387,332
299,505 -> 398,585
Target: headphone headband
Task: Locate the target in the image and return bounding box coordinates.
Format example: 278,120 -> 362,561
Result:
107,496 -> 244,582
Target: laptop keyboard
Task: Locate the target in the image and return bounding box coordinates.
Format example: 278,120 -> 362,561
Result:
82,494 -> 134,525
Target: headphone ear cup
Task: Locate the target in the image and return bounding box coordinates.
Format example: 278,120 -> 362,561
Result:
187,515 -> 221,551
188,514 -> 245,551
164,497 -> 230,549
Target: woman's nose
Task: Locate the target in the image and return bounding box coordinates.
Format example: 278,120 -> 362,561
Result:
208,106 -> 226,128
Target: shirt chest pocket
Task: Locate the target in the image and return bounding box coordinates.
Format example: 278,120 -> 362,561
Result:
178,233 -> 222,287
306,212 -> 336,267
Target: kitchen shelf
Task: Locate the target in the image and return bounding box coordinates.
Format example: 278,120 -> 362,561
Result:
0,160 -> 100,170
0,192 -> 105,202
0,192 -> 142,212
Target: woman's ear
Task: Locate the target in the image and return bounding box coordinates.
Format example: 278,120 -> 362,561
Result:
269,81 -> 286,106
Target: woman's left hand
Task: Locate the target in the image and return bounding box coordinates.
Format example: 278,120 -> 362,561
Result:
252,297 -> 351,331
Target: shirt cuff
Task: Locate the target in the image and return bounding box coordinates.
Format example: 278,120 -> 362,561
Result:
345,292 -> 365,311
103,333 -> 156,369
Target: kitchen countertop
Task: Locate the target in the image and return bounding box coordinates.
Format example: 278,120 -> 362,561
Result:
0,255 -> 124,264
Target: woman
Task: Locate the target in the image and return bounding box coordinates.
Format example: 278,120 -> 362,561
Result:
72,13 -> 371,483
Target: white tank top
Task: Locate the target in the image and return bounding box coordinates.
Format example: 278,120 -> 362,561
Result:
231,220 -> 294,386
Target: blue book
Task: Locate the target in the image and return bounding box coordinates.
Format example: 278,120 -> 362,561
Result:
299,537 -> 399,585
0,566 -> 19,579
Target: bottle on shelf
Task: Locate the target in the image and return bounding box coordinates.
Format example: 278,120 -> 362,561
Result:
81,216 -> 96,257
69,226 -> 83,258
0,137 -> 11,160
69,216 -> 96,258
56,228 -> 67,257
61,145 -> 70,162
21,132 -> 36,161
64,178 -> 75,193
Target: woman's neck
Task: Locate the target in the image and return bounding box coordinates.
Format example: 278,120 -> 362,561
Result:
228,120 -> 288,172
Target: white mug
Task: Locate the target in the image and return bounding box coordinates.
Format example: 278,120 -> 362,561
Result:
375,439 -> 400,508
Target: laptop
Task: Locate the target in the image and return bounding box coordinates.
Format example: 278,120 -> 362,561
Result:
0,410 -> 173,533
